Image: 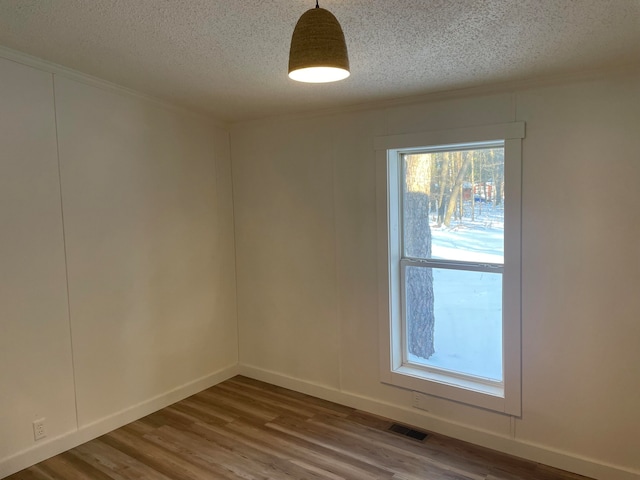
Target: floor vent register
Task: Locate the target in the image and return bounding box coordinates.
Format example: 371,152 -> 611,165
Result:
387,423 -> 429,441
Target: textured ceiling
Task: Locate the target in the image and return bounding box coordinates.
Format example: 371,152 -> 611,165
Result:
0,0 -> 639,123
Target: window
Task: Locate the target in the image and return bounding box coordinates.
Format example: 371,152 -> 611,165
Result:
376,123 -> 524,415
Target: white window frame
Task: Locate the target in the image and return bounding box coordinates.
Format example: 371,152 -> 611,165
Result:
375,122 -> 524,416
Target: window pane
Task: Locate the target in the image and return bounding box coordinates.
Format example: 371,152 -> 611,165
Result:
404,265 -> 503,381
402,148 -> 504,263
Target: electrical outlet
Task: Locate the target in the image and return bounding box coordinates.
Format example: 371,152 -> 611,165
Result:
411,391 -> 430,411
33,418 -> 46,441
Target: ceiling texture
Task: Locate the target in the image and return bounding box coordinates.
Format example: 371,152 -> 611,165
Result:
0,0 -> 639,123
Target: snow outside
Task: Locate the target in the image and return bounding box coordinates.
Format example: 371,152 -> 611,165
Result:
403,148 -> 504,382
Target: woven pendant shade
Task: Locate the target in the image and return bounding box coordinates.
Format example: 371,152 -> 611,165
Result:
288,6 -> 350,83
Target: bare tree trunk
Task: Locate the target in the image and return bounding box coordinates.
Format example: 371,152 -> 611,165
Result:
494,150 -> 503,206
404,155 -> 435,359
436,153 -> 449,227
443,152 -> 472,227
471,155 -> 475,221
404,191 -> 435,359
458,179 -> 463,222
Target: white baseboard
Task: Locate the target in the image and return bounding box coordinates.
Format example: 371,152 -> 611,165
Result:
238,364 -> 640,480
3,363 -> 637,480
0,364 -> 239,478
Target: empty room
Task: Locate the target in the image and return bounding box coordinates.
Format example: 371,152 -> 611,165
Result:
1,1 -> 639,479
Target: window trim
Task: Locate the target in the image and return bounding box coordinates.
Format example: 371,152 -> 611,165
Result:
376,122 -> 524,416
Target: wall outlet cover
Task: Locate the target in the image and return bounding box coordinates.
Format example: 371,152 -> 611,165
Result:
33,418 -> 46,441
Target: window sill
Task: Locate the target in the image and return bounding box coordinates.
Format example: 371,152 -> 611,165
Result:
398,363 -> 504,397
383,364 -> 515,415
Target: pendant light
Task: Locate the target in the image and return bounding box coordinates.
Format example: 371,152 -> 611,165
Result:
288,1 -> 350,83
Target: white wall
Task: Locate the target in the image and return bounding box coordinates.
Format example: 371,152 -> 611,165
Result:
0,57 -> 76,469
2,47 -> 638,480
0,56 -> 238,476
231,71 -> 640,480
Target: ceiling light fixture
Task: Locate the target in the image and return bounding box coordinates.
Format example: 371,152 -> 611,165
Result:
288,1 -> 350,83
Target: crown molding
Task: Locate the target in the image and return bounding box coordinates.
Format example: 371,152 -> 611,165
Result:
233,63 -> 640,128
0,45 -> 229,130
2,44 -> 637,130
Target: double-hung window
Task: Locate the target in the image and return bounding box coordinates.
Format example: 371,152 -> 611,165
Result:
376,123 -> 524,415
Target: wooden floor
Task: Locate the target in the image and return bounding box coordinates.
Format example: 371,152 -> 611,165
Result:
8,376 -> 591,480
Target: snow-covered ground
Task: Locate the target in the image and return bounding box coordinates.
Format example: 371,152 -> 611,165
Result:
408,206 -> 504,381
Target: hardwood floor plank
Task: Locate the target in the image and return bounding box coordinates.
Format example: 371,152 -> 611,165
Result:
102,428 -> 228,479
213,382 -> 317,418
30,452 -> 113,480
196,419 -> 391,479
226,419 -> 392,479
265,417 -> 475,479
6,376 -> 594,480
70,439 -> 173,480
4,467 -> 54,480
288,459 -> 347,480
307,414 -> 486,480
179,395 -> 238,423
167,399 -> 234,427
149,424 -> 335,480
228,376 -> 354,417
192,388 -> 279,423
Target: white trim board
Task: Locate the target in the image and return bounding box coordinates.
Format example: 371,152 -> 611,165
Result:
0,364 -> 239,478
238,364 -> 640,480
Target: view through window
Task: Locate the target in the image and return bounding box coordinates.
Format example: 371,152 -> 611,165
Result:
401,143 -> 505,383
